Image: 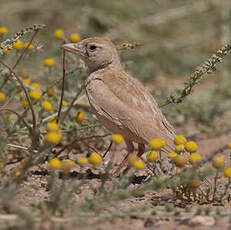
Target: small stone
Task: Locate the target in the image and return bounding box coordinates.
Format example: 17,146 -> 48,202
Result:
182,216 -> 215,227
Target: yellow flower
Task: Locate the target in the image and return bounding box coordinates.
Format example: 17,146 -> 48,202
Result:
89,152 -> 102,166
50,116 -> 58,123
127,154 -> 138,166
174,135 -> 187,145
189,153 -> 202,166
24,42 -> 34,50
146,150 -> 159,162
75,111 -> 86,123
0,27 -> 8,34
5,115 -> 11,123
174,155 -> 187,168
44,58 -> 55,67
185,141 -> 197,153
77,157 -> 88,165
149,138 -> 166,150
187,178 -> 200,190
47,88 -> 55,97
3,48 -> 8,53
133,160 -> 145,170
168,152 -> 178,158
18,68 -> 30,79
49,158 -> 62,170
175,144 -> 185,153
228,142 -> 231,149
54,29 -> 64,40
22,78 -> 31,85
61,159 -> 75,172
45,132 -> 62,144
213,157 -> 224,169
58,99 -> 67,106
42,100 -> 53,112
0,92 -> 6,104
29,90 -> 42,100
13,40 -> 23,50
21,99 -> 29,107
46,122 -> 60,132
112,134 -> 124,144
224,167 -> 231,178
70,33 -> 81,43
125,41 -> 130,48
31,82 -> 41,89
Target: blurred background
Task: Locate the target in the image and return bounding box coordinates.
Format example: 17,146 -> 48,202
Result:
1,0 -> 231,135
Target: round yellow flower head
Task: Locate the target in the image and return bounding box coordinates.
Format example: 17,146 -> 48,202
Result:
18,68 -> 30,79
42,100 -> 53,112
146,150 -> 159,162
175,144 -> 185,153
77,157 -> 88,165
174,155 -> 187,168
187,178 -> 200,190
0,92 -> 6,104
21,99 -> 28,107
45,132 -> 62,144
212,157 -> 224,169
29,90 -> 41,100
89,152 -> 102,166
58,99 -> 67,106
174,135 -> 187,145
31,82 -> 41,89
44,58 -> 55,67
46,122 -> 60,132
47,88 -> 55,97
224,167 -> 231,178
22,78 -> 31,85
189,153 -> 202,166
75,111 -> 86,123
24,42 -> 34,50
54,29 -> 64,40
61,159 -> 75,172
3,48 -> 8,54
49,158 -> 62,170
0,26 -> 8,34
70,33 -> 81,43
185,141 -> 197,153
13,40 -> 23,50
228,142 -> 231,149
127,154 -> 138,166
168,152 -> 178,158
149,138 -> 166,150
133,160 -> 145,170
112,134 -> 124,144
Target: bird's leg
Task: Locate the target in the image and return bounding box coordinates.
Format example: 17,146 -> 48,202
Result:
137,143 -> 145,157
113,140 -> 134,177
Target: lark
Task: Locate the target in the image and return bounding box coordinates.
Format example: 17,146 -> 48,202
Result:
62,37 -> 176,174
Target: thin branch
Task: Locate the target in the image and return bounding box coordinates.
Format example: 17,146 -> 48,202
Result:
60,84 -> 84,124
0,30 -> 39,90
160,44 -> 231,107
57,50 -> 66,123
54,133 -> 110,157
0,59 -> 37,131
0,108 -> 33,137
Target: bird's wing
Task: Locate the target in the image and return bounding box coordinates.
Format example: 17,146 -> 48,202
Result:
85,70 -> 175,150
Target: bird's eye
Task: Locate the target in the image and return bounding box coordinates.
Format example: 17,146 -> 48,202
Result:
89,45 -> 97,51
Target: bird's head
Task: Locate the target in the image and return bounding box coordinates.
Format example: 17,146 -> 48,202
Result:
61,37 -> 121,72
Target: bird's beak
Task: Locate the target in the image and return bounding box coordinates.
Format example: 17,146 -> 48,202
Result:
61,43 -> 83,56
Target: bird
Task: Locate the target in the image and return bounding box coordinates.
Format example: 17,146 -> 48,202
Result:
61,37 -> 176,175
